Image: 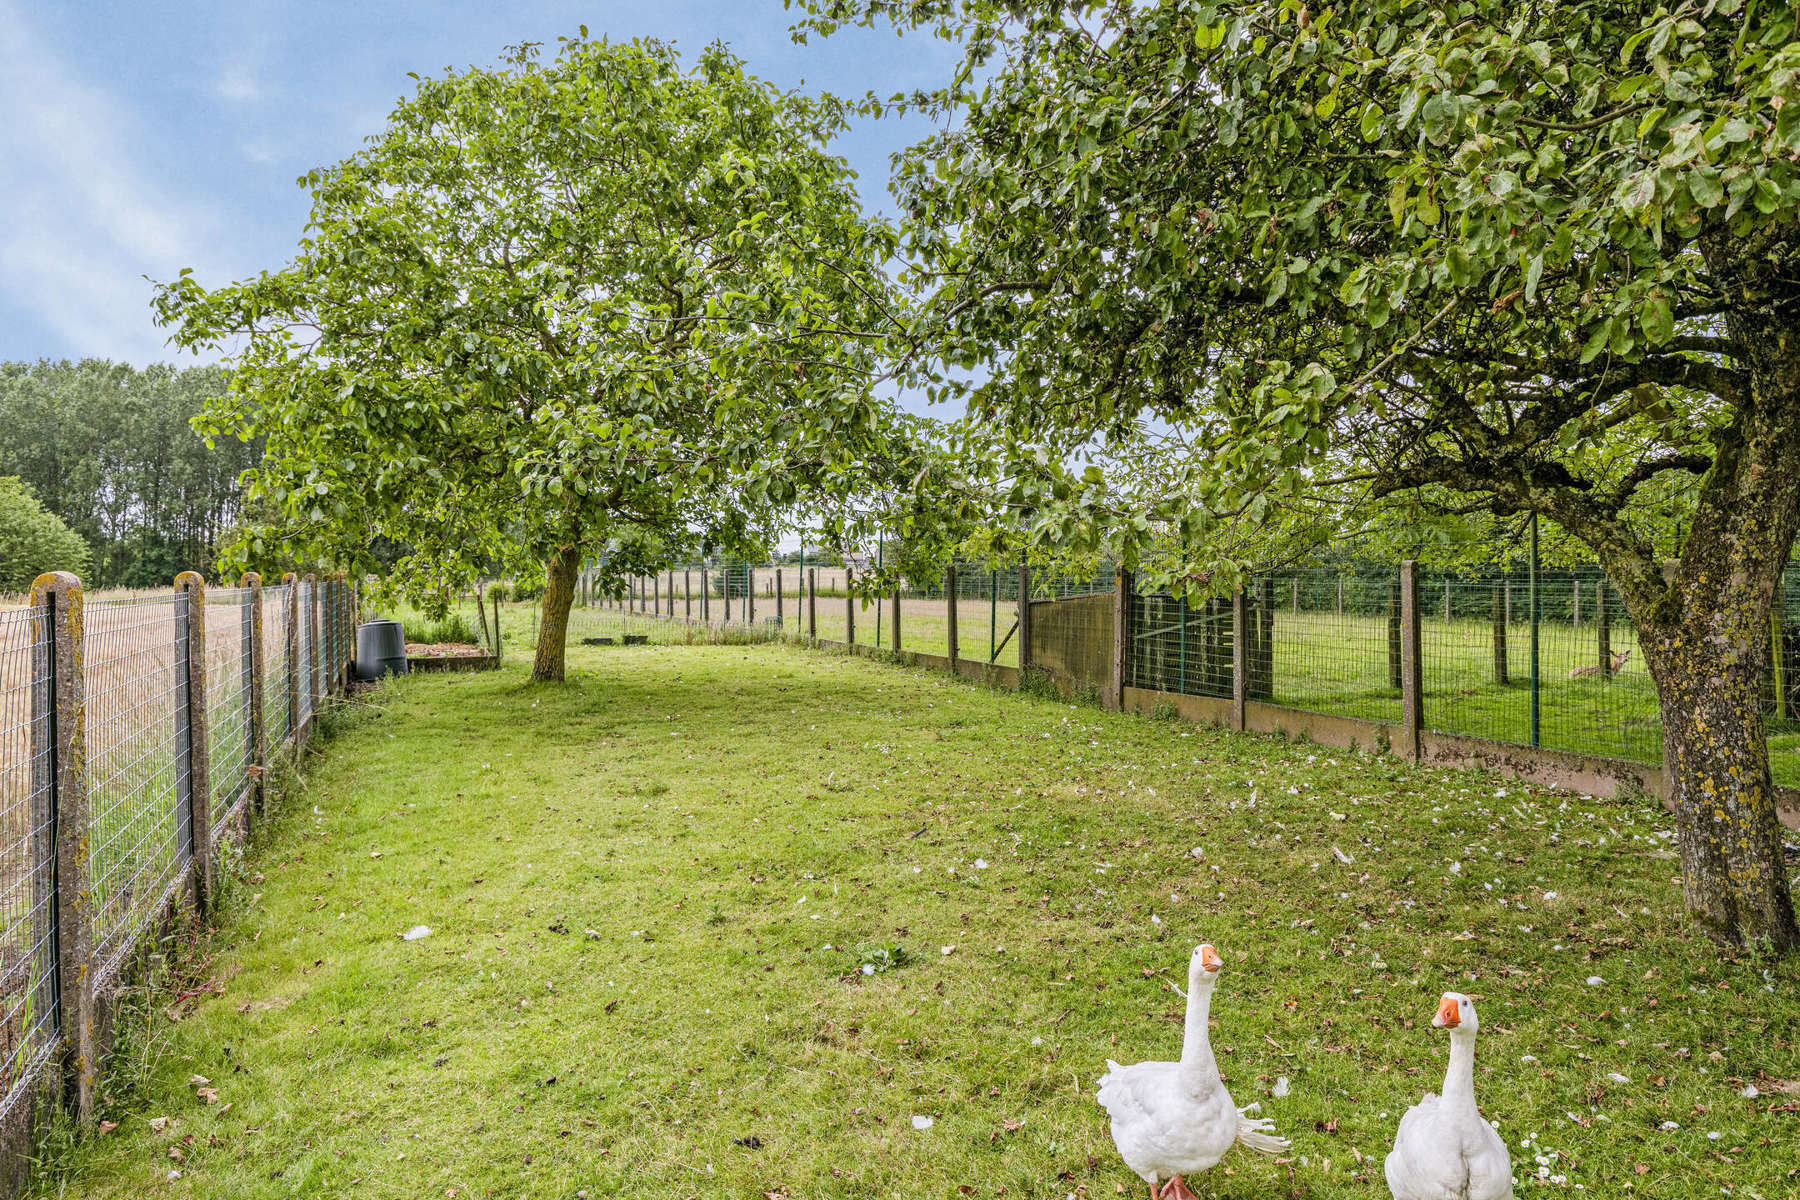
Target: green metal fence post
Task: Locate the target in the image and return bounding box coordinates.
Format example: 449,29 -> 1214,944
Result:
1529,512 -> 1541,747
990,569 -> 997,662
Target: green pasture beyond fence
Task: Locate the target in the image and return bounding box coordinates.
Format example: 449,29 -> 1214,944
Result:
561,557 -> 1800,788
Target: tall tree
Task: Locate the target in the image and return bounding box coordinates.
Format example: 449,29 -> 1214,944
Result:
0,361 -> 256,585
807,0 -> 1800,947
157,35 -> 923,681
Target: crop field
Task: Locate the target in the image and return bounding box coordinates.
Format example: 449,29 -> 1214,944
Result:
35,641 -> 1800,1199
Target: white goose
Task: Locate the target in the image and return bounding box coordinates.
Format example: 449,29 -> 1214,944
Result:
1097,944 -> 1289,1200
1385,992 -> 1513,1200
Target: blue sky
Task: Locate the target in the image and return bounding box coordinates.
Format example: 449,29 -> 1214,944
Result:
0,0 -> 961,366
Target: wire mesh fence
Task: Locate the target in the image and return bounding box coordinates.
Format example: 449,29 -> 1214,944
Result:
0,573 -> 354,1139
264,585 -> 291,744
0,607 -> 57,1118
206,588 -> 254,846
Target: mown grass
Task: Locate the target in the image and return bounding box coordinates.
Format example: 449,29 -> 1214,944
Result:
34,639 -> 1800,1198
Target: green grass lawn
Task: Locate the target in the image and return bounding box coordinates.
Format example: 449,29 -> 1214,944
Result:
37,641 -> 1800,1198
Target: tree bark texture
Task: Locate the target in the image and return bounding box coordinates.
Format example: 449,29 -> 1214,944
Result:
532,543 -> 581,683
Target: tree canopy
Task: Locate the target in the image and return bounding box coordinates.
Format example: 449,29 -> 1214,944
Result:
801,0 -> 1800,947
0,361 -> 255,586
0,476 -> 91,595
157,35 -> 927,679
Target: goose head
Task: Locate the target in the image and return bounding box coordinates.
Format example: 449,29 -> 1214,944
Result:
1433,991 -> 1479,1035
1188,943 -> 1224,988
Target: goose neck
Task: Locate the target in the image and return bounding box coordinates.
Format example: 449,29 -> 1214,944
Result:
1179,978 -> 1216,1074
1442,1030 -> 1478,1110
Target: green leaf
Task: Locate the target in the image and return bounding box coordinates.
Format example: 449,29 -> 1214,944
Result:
1640,295 -> 1674,345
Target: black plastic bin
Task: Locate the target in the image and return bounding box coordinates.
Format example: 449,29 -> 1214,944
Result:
355,620 -> 411,681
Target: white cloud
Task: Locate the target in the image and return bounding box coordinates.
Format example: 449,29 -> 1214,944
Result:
0,1 -> 225,362
214,61 -> 263,103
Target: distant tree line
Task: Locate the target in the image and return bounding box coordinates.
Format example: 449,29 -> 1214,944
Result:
0,360 -> 258,588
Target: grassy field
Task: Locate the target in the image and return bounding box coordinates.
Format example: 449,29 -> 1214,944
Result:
34,640 -> 1800,1199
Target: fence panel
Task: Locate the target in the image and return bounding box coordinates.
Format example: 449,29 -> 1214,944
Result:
263,585 -> 291,744
1128,591 -> 1234,697
205,587 -> 253,846
83,595 -> 188,984
0,607 -> 58,1121
1258,569 -> 1401,725
295,582 -> 313,729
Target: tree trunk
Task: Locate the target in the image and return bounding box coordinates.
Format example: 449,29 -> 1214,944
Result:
1642,615 -> 1800,950
532,544 -> 580,683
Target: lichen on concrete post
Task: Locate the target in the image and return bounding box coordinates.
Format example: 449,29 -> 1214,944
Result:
173,572 -> 213,914
945,564 -> 958,666
29,571 -> 98,1124
1231,587 -> 1247,732
807,568 -> 817,640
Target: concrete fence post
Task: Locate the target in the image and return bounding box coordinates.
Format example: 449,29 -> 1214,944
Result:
1111,566 -> 1131,710
282,573 -> 300,747
685,569 -> 692,622
1400,560 -> 1423,761
242,573 -> 266,818
747,566 -> 756,626
889,583 -> 901,653
174,572 -> 212,914
29,572 -> 97,1123
1017,561 -> 1033,674
944,564 -> 958,665
1230,586 -> 1248,731
808,568 -> 817,640
776,569 -> 784,628
846,568 -> 855,645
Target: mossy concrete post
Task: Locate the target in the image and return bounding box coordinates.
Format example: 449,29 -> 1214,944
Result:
684,570 -> 691,623
945,564 -> 958,665
1400,560 -> 1423,761
242,573 -> 266,817
282,574 -> 300,746
776,569 -> 784,628
808,568 -> 818,640
747,566 -> 756,626
889,583 -> 901,653
1230,586 -> 1247,731
1492,580 -> 1509,685
1110,566 -> 1130,710
174,572 -> 212,914
846,568 -> 855,645
1017,561 -> 1032,674
29,572 -> 98,1124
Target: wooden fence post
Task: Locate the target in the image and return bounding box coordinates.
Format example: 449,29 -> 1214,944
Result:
1111,567 -> 1131,710
808,568 -> 818,640
174,572 -> 212,914
846,568 -> 856,645
242,573 -> 266,817
1492,581 -> 1509,685
1017,561 -> 1033,674
945,564 -> 958,666
29,572 -> 97,1123
1400,560 -> 1423,760
1231,586 -> 1248,731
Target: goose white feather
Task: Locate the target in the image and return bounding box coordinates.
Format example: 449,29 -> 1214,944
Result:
1097,945 -> 1288,1199
1385,992 -> 1513,1200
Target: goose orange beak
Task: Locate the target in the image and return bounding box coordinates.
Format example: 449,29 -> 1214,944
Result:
1199,944 -> 1223,973
1433,995 -> 1460,1028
